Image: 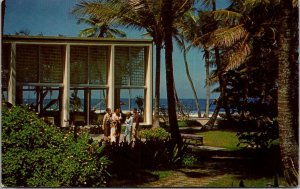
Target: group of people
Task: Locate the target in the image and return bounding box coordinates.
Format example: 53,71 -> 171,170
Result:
102,107 -> 139,143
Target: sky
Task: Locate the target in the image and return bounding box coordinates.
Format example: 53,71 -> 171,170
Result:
3,0 -> 231,99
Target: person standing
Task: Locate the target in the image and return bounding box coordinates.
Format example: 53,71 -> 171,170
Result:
123,112 -> 133,142
112,108 -> 122,144
102,108 -> 112,142
132,108 -> 140,141
110,121 -> 117,143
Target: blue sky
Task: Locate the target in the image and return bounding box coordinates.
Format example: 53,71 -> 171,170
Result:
3,0 -> 230,99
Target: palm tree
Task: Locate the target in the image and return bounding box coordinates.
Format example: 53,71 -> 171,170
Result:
275,0 -> 298,185
204,49 -> 211,117
1,0 -> 5,35
161,0 -> 196,144
175,12 -> 202,118
198,0 -> 298,185
77,17 -> 126,38
161,0 -> 180,143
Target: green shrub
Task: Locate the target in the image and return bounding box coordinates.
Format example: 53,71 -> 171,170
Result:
237,118 -> 278,149
182,153 -> 198,167
2,105 -> 110,187
103,138 -> 189,181
178,120 -> 201,127
139,127 -> 170,140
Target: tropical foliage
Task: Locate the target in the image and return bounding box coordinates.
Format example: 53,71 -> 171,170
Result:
2,105 -> 110,187
196,0 -> 298,186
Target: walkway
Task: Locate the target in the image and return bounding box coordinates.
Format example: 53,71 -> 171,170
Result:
140,168 -> 226,187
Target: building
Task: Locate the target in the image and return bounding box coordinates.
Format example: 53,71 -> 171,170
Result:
2,35 -> 153,126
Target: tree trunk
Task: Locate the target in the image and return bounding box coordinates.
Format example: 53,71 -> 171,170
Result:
205,97 -> 220,128
1,0 -> 5,35
289,2 -> 299,143
276,1 -> 298,186
162,0 -> 181,145
153,42 -> 162,128
174,83 -> 185,118
204,49 -> 210,118
182,43 -> 201,118
212,0 -> 232,122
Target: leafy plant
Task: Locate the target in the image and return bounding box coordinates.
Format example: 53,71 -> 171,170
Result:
182,153 -> 198,167
2,105 -> 110,187
139,127 -> 170,140
237,118 -> 278,149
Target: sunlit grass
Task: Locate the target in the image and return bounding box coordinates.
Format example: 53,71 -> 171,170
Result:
196,130 -> 245,150
204,174 -> 288,187
150,170 -> 172,179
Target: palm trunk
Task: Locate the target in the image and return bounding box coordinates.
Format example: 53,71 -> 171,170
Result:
212,0 -> 232,121
153,41 -> 162,128
174,83 -> 185,118
182,43 -> 201,118
219,73 -> 233,121
205,97 -> 220,127
162,0 -> 181,145
276,1 -> 298,186
204,49 -> 210,118
289,3 -> 299,143
1,0 -> 5,35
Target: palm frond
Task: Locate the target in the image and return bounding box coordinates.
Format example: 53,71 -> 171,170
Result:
204,24 -> 247,48
224,42 -> 251,72
79,27 -> 98,37
292,0 -> 298,7
212,10 -> 243,25
243,0 -> 277,10
208,69 -> 219,85
110,28 -> 127,38
201,0 -> 212,9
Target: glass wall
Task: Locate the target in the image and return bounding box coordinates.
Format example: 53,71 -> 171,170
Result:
2,37 -> 152,126
1,44 -> 10,101
114,46 -> 146,121
70,45 -> 108,85
16,44 -> 64,83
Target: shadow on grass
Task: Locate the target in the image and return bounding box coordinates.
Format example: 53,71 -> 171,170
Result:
177,169 -> 211,178
108,169 -> 159,187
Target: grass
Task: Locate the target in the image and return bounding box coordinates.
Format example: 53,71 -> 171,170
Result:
149,170 -> 172,179
196,130 -> 245,150
204,174 -> 288,187
178,120 -> 201,127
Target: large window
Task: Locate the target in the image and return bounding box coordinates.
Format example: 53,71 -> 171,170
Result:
115,47 -> 145,86
2,44 -> 11,89
70,46 -> 108,85
16,44 -> 64,83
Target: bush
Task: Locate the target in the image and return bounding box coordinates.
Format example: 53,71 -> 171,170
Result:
237,117 -> 278,149
178,120 -> 201,127
139,127 -> 170,140
2,105 -> 110,187
102,138 -> 189,181
182,153 -> 198,167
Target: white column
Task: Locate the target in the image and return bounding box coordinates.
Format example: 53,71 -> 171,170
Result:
145,45 -> 153,125
8,43 -> 16,105
107,45 -> 115,110
61,44 -> 70,127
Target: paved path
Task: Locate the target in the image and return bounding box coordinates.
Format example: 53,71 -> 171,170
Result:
139,168 -> 226,187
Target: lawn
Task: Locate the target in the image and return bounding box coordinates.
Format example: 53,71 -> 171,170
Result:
197,130 -> 245,151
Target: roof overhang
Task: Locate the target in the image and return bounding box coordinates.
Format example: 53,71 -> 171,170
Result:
2,35 -> 153,45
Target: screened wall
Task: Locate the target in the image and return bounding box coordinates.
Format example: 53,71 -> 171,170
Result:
2,35 -> 153,126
